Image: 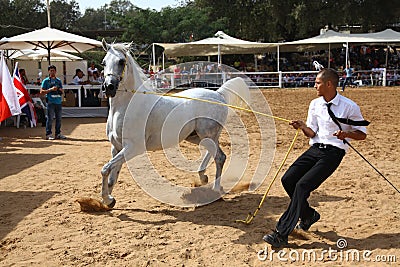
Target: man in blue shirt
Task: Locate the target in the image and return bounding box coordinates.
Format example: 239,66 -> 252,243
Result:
341,64 -> 354,92
40,65 -> 66,140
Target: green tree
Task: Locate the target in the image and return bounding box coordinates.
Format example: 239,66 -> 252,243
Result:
121,3 -> 226,44
191,0 -> 400,41
0,0 -> 46,37
76,7 -> 106,31
49,0 -> 81,30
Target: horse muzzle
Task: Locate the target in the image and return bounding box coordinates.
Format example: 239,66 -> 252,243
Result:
102,82 -> 118,98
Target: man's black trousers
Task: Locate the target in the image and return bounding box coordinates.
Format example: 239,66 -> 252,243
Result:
276,144 -> 345,236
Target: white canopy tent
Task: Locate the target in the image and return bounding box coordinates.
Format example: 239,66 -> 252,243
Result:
0,27 -> 101,64
280,29 -> 400,51
154,29 -> 400,71
154,31 -> 278,67
8,48 -> 83,61
280,29 -> 400,67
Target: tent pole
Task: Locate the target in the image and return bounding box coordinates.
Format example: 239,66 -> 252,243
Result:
218,44 -> 221,65
152,43 -> 156,70
162,52 -> 165,70
47,46 -> 51,66
385,43 -> 389,68
345,42 -> 349,67
328,43 -> 331,68
62,61 -> 66,84
46,0 -> 51,28
277,45 -> 280,71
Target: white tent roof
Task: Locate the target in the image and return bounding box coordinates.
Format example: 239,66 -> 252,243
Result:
155,31 -> 278,56
355,29 -> 400,43
8,48 -> 83,61
280,29 -> 400,52
0,27 -> 101,54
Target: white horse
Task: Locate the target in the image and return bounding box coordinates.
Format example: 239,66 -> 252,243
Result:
100,40 -> 250,208
312,60 -> 324,71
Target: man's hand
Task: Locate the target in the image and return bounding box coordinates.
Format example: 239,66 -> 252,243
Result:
290,120 -> 316,138
333,130 -> 347,140
334,130 -> 367,141
289,120 -> 307,130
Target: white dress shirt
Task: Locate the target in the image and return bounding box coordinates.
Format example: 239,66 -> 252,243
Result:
306,93 -> 367,152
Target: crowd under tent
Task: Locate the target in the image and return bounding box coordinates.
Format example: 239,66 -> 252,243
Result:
154,29 -> 400,71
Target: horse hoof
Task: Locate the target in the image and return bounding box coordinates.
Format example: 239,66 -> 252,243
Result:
212,185 -> 224,194
107,198 -> 116,209
200,174 -> 209,185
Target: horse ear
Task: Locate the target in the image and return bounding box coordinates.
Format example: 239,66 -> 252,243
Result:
125,42 -> 134,53
102,39 -> 110,51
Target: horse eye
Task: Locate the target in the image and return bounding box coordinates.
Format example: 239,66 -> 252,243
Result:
119,59 -> 125,65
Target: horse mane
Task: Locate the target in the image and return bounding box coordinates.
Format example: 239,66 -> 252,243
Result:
110,42 -> 149,83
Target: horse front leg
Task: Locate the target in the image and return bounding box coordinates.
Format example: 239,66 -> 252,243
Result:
101,147 -> 126,208
107,146 -> 123,194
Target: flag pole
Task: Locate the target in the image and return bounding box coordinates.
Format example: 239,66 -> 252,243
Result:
46,0 -> 51,28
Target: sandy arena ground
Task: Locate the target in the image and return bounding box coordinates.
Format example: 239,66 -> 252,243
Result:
0,86 -> 399,266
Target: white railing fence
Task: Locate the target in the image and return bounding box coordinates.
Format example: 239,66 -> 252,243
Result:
152,68 -> 400,90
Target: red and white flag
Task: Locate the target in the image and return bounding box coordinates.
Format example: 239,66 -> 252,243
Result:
13,62 -> 37,127
0,52 -> 21,122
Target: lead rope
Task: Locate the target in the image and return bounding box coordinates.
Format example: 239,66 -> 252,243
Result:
130,88 -> 301,224
134,89 -> 292,123
235,129 -> 301,224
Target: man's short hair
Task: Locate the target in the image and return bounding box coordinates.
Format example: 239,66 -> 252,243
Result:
318,68 -> 339,87
48,65 -> 57,71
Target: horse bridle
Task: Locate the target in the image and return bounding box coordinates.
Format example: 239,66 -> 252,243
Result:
105,58 -> 127,82
102,54 -> 131,93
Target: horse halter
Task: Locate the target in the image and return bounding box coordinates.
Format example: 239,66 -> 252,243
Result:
104,54 -> 128,82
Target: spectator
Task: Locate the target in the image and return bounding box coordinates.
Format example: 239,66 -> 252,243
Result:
341,64 -> 354,91
19,68 -> 29,85
90,70 -> 102,85
70,69 -> 88,85
30,90 -> 46,127
40,65 -> 66,140
87,62 -> 98,82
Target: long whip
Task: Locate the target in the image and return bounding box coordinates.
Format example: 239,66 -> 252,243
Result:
344,140 -> 400,194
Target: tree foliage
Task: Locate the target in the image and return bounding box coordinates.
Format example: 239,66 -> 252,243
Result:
49,0 -> 81,30
0,0 -> 399,47
191,0 -> 400,41
0,0 -> 46,36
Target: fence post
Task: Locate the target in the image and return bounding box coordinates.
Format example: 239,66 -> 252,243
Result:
383,68 -> 387,86
171,74 -> 175,88
278,71 -> 282,88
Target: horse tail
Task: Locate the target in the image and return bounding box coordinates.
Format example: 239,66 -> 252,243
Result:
217,77 -> 250,109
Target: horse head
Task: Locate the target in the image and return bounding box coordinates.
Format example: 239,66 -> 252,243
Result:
101,39 -> 128,97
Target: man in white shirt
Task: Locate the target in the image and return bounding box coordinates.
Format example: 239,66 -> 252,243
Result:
263,68 -> 368,247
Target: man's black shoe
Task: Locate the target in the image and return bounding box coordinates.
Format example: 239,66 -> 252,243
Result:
296,211 -> 320,231
263,230 -> 288,248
